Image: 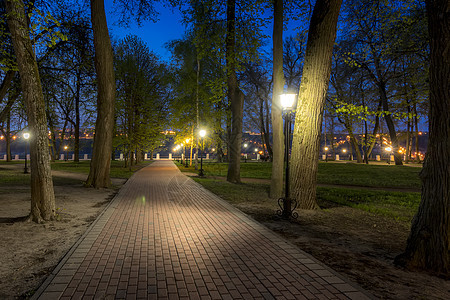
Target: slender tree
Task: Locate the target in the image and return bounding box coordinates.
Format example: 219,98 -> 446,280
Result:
395,0 -> 449,276
85,0 -> 116,188
290,0 -> 343,209
5,0 -> 56,222
270,0 -> 285,198
226,0 -> 245,183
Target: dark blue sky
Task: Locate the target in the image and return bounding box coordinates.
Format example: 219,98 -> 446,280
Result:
105,1 -> 186,61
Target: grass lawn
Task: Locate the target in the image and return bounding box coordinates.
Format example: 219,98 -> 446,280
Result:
179,161 -> 421,189
50,160 -> 152,179
192,178 -> 421,223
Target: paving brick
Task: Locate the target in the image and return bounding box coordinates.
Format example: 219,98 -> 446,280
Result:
33,160 -> 371,300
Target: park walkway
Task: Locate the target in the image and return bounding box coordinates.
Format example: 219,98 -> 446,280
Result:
32,160 -> 372,300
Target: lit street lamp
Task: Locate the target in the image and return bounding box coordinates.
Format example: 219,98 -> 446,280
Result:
324,146 -> 329,162
385,147 -> 392,164
199,130 -> 206,177
23,132 -> 30,174
64,145 -> 68,161
243,143 -> 248,162
277,93 -> 298,219
184,138 -> 190,167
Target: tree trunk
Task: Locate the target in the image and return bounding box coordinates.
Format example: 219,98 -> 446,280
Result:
290,0 -> 343,209
6,0 -> 56,222
414,103 -> 420,162
395,0 -> 449,275
74,70 -> 81,162
86,0 -> 116,188
270,0 -> 285,198
226,0 -> 244,183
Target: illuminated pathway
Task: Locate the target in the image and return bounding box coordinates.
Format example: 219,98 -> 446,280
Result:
33,160 -> 372,300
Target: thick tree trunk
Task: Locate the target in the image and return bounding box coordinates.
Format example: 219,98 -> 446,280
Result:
226,0 -> 244,183
290,0 -> 343,210
270,0 -> 285,198
86,0 -> 116,188
6,0 -> 56,222
395,0 -> 450,276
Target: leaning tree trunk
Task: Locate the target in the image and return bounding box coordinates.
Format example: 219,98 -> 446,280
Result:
270,0 -> 285,198
86,0 -> 116,188
6,0 -> 56,222
226,0 -> 244,183
290,0 -> 343,210
395,0 -> 450,276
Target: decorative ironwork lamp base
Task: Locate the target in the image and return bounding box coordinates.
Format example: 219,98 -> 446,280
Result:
277,197 -> 299,219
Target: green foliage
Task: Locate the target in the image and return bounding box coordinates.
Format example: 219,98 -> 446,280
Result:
114,35 -> 170,157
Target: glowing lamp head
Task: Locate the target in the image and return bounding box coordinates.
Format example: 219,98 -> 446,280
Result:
23,133 -> 30,140
342,149 -> 347,153
385,147 -> 392,152
324,147 -> 329,151
254,148 -> 258,152
64,146 -> 68,150
185,138 -> 190,143
280,93 -> 297,110
199,129 -> 206,138
243,143 -> 248,148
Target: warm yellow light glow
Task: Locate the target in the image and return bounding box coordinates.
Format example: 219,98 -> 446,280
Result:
243,143 -> 248,148
254,148 -> 258,152
385,147 -> 392,152
324,147 -> 329,151
64,146 -> 68,150
342,149 -> 347,153
280,93 -> 297,109
212,148 -> 215,152
185,138 -> 190,143
199,129 -> 206,138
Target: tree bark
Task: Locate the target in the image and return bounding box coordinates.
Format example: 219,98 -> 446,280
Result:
86,0 -> 116,188
6,0 -> 56,222
290,0 -> 343,209
395,0 -> 450,276
270,0 -> 285,198
226,0 -> 244,183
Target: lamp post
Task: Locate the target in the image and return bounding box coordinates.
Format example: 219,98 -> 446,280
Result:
243,143 -> 248,162
324,146 -> 329,162
64,145 -> 68,161
199,130 -> 206,177
23,132 -> 30,174
385,147 -> 392,164
342,148 -> 347,160
277,93 -> 298,219
184,138 -> 190,167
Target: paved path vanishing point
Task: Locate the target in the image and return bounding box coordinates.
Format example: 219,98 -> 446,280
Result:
32,160 -> 372,300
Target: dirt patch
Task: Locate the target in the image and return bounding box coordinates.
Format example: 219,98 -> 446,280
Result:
0,178 -> 121,299
248,207 -> 449,300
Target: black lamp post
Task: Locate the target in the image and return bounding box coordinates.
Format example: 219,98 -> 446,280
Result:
23,132 -> 30,174
243,143 -> 248,162
199,130 -> 206,177
277,93 -> 298,219
184,138 -> 190,167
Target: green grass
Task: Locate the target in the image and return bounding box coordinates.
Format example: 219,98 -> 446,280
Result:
50,160 -> 152,179
192,177 -> 421,223
179,161 -> 421,189
316,187 -> 420,222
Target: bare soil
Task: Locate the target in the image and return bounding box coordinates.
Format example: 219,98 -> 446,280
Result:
0,168 -> 125,299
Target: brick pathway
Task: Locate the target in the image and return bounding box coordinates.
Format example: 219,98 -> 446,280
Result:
32,160 -> 372,300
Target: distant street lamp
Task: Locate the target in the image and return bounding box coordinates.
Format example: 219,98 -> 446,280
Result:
64,145 -> 68,161
199,130 -> 206,177
23,132 -> 30,174
385,147 -> 392,164
184,138 -> 190,167
324,146 -> 329,162
342,148 -> 347,160
243,143 -> 248,162
277,93 -> 298,219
